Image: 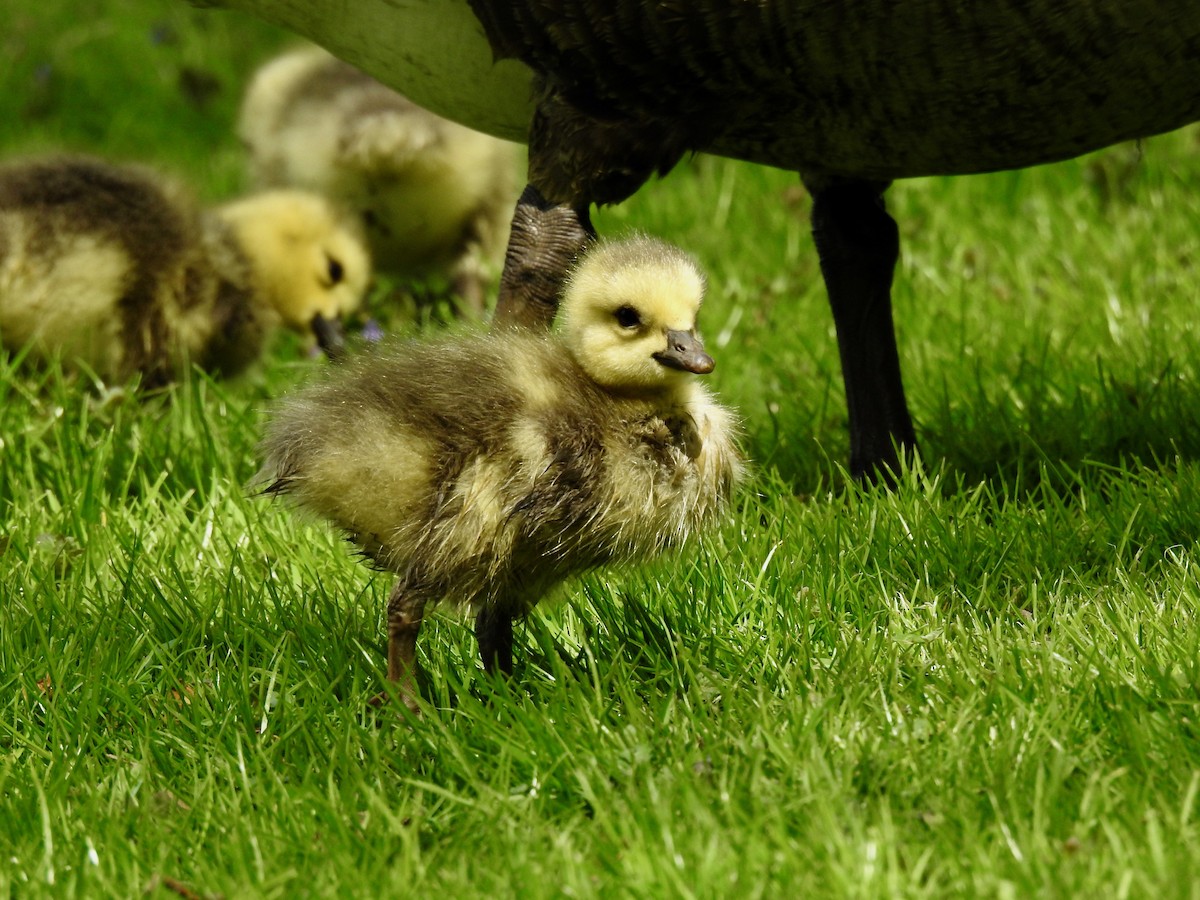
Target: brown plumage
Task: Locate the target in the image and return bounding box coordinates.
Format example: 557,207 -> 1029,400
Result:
258,235 -> 743,710
199,0 -> 1200,479
239,45 -> 520,314
0,156 -> 371,385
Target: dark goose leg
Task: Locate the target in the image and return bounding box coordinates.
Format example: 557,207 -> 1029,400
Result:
492,185 -> 594,329
492,82 -> 686,330
806,176 -> 917,483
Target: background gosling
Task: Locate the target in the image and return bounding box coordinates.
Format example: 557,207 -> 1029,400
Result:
239,45 -> 521,316
0,155 -> 371,385
258,235 -> 743,710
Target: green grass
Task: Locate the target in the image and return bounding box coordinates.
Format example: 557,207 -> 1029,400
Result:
4,2 -> 1200,896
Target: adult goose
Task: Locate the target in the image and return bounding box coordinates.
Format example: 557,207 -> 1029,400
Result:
197,0 -> 1200,479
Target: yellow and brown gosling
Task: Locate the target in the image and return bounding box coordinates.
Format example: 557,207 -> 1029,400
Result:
0,155 -> 370,386
239,44 -> 520,316
257,235 -> 743,710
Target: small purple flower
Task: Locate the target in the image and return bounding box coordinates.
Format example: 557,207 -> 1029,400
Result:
361,319 -> 385,343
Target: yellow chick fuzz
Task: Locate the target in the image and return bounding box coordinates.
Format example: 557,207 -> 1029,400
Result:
0,155 -> 371,385
240,44 -> 520,315
258,235 -> 743,711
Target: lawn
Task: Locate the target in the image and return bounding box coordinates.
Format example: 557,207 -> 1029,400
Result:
3,2 -> 1200,897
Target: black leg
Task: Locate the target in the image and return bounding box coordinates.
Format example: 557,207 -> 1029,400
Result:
806,176 -> 917,482
492,184 -> 595,330
475,605 -> 514,677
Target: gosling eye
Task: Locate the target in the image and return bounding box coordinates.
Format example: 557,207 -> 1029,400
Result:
325,256 -> 344,287
614,305 -> 641,329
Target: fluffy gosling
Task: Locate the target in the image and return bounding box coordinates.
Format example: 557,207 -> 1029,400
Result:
0,155 -> 370,385
239,45 -> 520,315
258,235 -> 743,710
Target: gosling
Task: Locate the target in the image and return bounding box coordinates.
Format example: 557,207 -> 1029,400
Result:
239,45 -> 520,315
0,155 -> 370,385
258,235 -> 743,710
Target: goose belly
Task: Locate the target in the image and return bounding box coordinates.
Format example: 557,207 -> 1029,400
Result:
216,0 -> 534,142
715,1 -> 1200,179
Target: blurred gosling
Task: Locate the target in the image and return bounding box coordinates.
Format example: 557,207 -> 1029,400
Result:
0,155 -> 370,385
258,235 -> 743,711
239,44 -> 520,316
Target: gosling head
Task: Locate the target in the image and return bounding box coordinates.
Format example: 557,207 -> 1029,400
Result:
216,190 -> 371,357
557,236 -> 713,395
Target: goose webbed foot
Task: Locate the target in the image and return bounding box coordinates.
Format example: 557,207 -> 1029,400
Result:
804,174 -> 917,484
492,184 -> 595,330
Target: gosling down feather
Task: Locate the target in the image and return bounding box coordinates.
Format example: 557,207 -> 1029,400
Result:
0,155 -> 370,385
239,44 -> 520,314
198,0 -> 1200,480
258,235 -> 743,709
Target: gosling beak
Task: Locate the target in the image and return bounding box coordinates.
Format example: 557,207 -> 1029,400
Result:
311,313 -> 346,361
654,329 -> 715,374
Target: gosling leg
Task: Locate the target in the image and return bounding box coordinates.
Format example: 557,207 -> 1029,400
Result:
475,605 -> 514,677
492,184 -> 594,330
805,175 -> 916,483
378,581 -> 427,713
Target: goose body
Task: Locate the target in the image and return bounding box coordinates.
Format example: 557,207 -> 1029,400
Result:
259,235 -> 742,708
0,156 -> 370,384
202,0 -> 1200,182
201,0 -> 1200,477
240,45 -> 520,313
